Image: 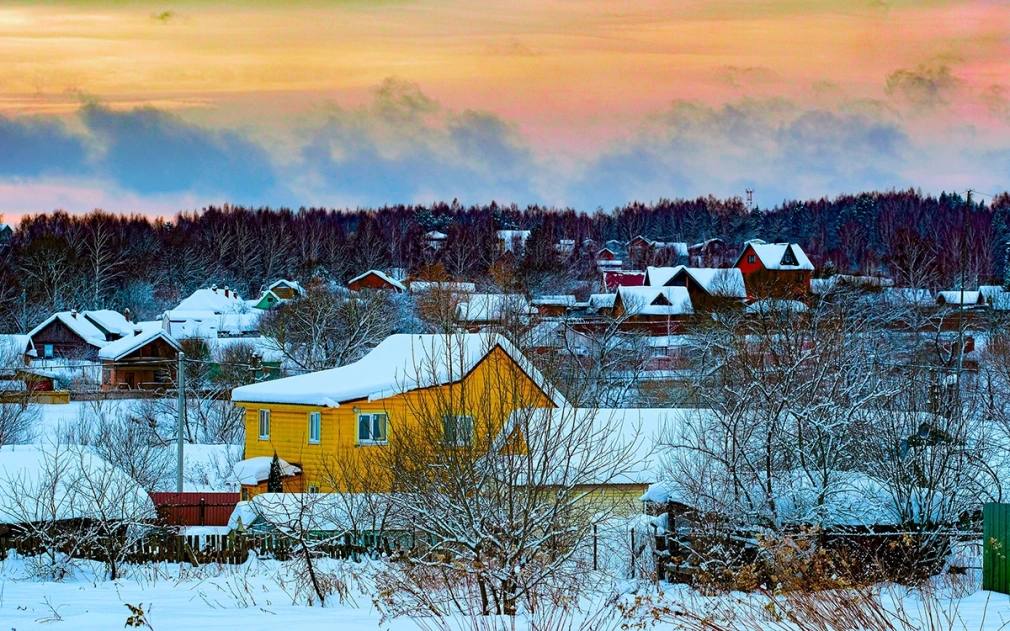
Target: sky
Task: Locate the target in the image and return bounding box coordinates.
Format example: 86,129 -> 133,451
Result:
0,0 -> 1008,219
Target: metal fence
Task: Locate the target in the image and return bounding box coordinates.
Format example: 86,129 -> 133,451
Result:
983,503 -> 1010,594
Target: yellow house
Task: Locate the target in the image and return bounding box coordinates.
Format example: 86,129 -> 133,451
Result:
231,332 -> 567,497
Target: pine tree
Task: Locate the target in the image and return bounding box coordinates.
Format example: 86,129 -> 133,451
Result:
267,452 -> 283,493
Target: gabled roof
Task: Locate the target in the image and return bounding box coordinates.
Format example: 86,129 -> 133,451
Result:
645,266 -> 747,298
232,333 -> 568,408
937,290 -> 984,306
267,279 -> 303,293
98,328 -> 182,361
737,242 -> 814,271
82,310 -> 134,337
28,311 -> 119,348
347,269 -> 407,292
409,280 -> 477,293
616,286 -> 693,316
531,295 -> 576,307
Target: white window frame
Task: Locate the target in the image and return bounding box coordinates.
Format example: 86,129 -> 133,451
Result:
443,415 -> 474,447
357,412 -> 388,445
308,411 -> 321,444
258,409 -> 270,440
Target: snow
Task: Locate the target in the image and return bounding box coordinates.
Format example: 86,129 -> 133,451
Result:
204,335 -> 284,363
589,293 -> 616,310
742,242 -> 815,271
172,287 -> 246,313
267,279 -> 303,294
232,332 -> 569,407
880,287 -> 934,306
455,293 -> 533,322
937,290 -> 983,306
97,328 -> 180,361
347,270 -> 407,292
27,312 -> 115,348
231,456 -> 301,486
505,407 -> 693,485
531,294 -> 576,307
408,280 -> 476,293
616,286 -> 693,316
80,309 -> 135,337
0,444 -> 154,524
645,266 -> 747,298
227,492 -> 402,533
164,311 -> 262,340
744,299 -> 809,314
0,333 -> 33,357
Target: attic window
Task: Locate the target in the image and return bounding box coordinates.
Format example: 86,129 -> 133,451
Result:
780,246 -> 798,266
651,294 -> 672,306
747,254 -> 756,264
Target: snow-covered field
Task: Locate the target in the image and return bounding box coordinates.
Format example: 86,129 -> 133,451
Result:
0,554 -> 1007,630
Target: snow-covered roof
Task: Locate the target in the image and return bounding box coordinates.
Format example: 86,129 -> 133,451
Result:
409,281 -> 476,293
0,334 -> 33,358
267,279 -> 303,293
879,287 -> 934,306
455,294 -> 534,322
347,270 -> 407,292
232,332 -> 568,408
28,311 -> 118,348
645,266 -> 747,298
532,295 -> 576,307
98,328 -> 181,361
744,299 -> 809,315
425,230 -> 448,240
739,242 -> 814,271
228,492 -> 404,533
82,310 -> 134,337
937,290 -> 983,306
0,444 -> 155,525
231,456 -> 301,486
174,287 -> 246,314
589,293 -> 617,310
616,286 -> 693,316
503,408 -> 690,485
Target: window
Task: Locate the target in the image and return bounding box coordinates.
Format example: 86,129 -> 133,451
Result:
308,412 -> 321,444
443,415 -> 474,446
43,344 -> 54,359
258,409 -> 270,439
357,413 -> 388,444
307,483 -> 320,494
747,254 -> 756,264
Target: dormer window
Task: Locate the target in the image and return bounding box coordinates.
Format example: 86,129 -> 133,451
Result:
780,246 -> 798,266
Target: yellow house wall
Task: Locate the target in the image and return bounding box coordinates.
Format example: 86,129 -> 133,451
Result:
238,346 -> 554,494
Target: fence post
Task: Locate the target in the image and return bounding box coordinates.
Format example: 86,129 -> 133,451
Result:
593,523 -> 598,571
199,498 -> 206,527
630,528 -> 636,579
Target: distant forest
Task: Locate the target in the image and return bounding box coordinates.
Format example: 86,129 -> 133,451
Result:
1,189 -> 1008,330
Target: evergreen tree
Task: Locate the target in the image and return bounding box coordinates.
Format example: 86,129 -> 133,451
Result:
267,452 -> 283,493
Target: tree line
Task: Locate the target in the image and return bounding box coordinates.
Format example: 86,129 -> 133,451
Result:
1,189 -> 1008,330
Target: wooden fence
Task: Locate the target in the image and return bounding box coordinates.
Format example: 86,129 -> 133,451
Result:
0,531 -> 383,566
983,503 -> 1010,594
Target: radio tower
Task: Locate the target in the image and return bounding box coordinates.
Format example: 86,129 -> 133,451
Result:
745,188 -> 754,211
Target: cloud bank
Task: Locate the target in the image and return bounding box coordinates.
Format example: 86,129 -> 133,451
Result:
0,69 -> 1008,216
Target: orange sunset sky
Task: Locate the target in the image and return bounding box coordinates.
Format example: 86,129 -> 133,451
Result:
0,0 -> 1008,218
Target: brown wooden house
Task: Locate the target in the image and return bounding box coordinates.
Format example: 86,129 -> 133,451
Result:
347,270 -> 407,292
99,328 -> 181,392
28,310 -> 133,360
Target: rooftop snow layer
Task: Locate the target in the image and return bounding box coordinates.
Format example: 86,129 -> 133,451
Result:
232,332 -> 567,407
98,328 -> 181,361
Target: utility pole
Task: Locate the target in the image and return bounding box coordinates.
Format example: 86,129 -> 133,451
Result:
176,351 -> 186,493
957,190 -> 972,379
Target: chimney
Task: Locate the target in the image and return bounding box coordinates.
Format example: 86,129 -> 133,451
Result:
224,286 -> 230,298
123,307 -> 133,323
70,309 -> 78,319
211,284 -> 218,293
